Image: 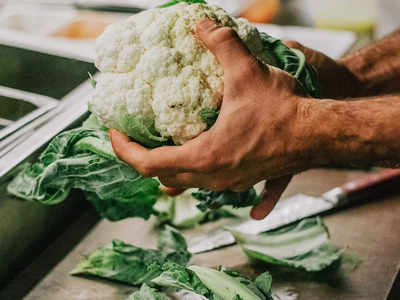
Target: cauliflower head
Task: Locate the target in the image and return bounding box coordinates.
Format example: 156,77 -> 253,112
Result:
89,2 -> 278,146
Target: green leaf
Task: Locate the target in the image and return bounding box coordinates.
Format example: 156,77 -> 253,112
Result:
152,264 -> 272,300
118,114 -> 170,148
254,272 -> 273,299
158,0 -> 207,8
259,32 -> 321,98
228,217 -> 343,272
192,188 -> 260,212
71,227 -> 191,286
127,284 -> 169,300
154,189 -> 238,229
200,107 -> 219,128
88,72 -> 97,88
220,268 -> 271,300
7,118 -> 161,221
189,266 -> 269,300
152,263 -> 213,298
158,225 -> 192,266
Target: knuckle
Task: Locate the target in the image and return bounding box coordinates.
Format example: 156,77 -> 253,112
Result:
211,27 -> 236,45
111,142 -> 123,157
236,58 -> 262,80
196,156 -> 217,173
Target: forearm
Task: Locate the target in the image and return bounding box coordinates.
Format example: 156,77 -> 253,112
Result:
339,29 -> 400,97
304,95 -> 400,169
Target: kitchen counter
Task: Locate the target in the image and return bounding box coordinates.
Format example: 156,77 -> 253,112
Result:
1,169 -> 399,299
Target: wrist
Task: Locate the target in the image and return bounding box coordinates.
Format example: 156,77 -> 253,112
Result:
294,98 -> 332,169
296,98 -> 362,168
297,93 -> 400,170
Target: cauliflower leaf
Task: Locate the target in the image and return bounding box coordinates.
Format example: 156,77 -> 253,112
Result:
158,0 -> 207,8
71,226 -> 191,286
228,217 -> 343,272
127,284 -> 169,300
152,264 -> 273,300
7,115 -> 161,221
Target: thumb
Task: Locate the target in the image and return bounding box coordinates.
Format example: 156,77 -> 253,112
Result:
196,18 -> 255,73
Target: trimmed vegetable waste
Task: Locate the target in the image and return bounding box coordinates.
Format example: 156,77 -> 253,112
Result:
228,217 -> 343,272
70,226 -> 191,285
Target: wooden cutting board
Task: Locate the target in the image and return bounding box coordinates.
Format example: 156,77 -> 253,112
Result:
1,169 -> 399,300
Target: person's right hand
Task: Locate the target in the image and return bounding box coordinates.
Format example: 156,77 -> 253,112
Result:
163,42 -> 361,211
284,41 -> 364,99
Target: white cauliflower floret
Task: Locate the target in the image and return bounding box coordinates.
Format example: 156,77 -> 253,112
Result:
89,2 -> 277,145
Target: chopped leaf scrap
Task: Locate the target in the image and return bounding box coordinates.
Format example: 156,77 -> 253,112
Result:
154,189 -> 238,229
127,284 -> 169,300
152,264 -> 273,300
228,217 -> 343,272
192,188 -> 260,212
71,226 -> 191,286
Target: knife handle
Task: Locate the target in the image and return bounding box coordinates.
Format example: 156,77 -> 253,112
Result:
340,168 -> 400,204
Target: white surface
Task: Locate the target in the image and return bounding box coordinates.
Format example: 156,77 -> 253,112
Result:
304,0 -> 377,24
75,0 -> 248,14
0,4 -> 77,35
0,4 -> 94,61
377,0 -> 400,37
255,24 -> 356,59
0,28 -> 94,62
0,23 -> 355,66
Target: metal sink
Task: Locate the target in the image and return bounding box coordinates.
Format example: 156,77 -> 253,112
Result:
0,33 -> 98,286
0,42 -> 97,170
0,43 -> 97,99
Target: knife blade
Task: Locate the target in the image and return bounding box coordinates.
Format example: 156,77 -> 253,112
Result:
187,168 -> 400,254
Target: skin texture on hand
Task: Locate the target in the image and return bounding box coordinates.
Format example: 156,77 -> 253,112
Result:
109,19 -> 317,219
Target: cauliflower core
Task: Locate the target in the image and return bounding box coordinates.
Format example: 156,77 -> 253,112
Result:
89,3 -> 277,145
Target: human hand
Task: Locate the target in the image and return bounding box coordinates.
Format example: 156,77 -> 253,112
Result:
284,41 -> 364,99
109,19 -> 321,219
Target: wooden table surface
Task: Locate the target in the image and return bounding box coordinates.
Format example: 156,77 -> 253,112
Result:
1,169 -> 399,300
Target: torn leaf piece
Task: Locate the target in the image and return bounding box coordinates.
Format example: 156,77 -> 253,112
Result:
228,217 -> 343,272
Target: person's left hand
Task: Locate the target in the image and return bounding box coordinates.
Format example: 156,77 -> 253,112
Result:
109,19 -> 320,219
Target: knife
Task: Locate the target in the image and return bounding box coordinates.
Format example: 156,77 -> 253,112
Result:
187,168 -> 400,254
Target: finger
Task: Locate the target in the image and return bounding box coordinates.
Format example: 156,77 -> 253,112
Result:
196,18 -> 258,76
250,175 -> 293,220
159,173 -> 210,190
109,128 -> 148,167
109,128 -> 210,177
283,40 -> 307,52
159,172 -> 235,191
161,186 -> 186,197
230,182 -> 255,192
283,40 -> 325,68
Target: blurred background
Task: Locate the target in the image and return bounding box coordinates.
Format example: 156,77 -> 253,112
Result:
0,0 -> 400,294
0,0 -> 398,66
1,0 -> 399,38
